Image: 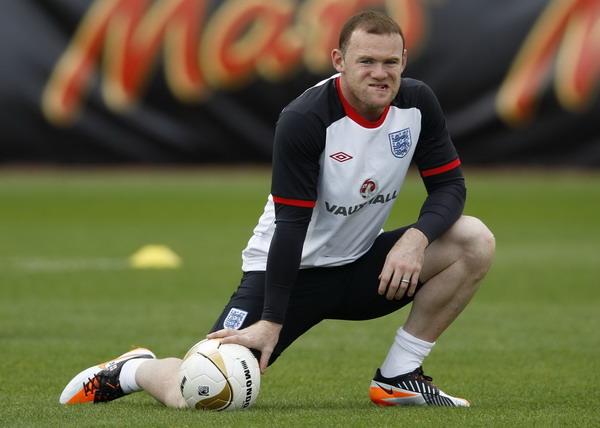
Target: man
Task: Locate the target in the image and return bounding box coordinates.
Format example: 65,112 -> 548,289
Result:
60,10 -> 495,408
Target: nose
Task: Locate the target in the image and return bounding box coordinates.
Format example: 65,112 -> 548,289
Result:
370,63 -> 386,79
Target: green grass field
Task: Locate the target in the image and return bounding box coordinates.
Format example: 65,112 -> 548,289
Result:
1,168 -> 598,427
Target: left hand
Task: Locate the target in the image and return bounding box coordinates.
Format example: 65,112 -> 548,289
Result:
378,228 -> 428,300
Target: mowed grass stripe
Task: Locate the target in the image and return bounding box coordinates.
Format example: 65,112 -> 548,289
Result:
0,168 -> 598,427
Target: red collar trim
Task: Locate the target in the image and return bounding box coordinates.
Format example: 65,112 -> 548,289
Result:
335,76 -> 390,129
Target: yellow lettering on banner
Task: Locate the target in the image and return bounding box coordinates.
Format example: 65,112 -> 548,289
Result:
41,0 -> 431,127
201,0 -> 299,88
385,0 -> 426,53
103,0 -> 209,107
555,0 -> 600,111
300,0 -> 368,73
497,0 -> 600,125
42,0 -> 209,126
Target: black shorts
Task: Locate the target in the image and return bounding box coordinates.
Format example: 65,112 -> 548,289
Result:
210,226 -> 420,364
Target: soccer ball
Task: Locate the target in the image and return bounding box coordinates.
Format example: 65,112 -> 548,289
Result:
179,339 -> 261,411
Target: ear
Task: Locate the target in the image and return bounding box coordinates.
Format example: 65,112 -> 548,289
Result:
331,49 -> 344,73
401,49 -> 408,73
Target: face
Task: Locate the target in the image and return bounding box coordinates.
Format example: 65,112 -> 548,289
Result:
332,30 -> 407,121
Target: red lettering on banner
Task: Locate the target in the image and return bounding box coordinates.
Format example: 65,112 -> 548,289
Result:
386,0 -> 426,53
42,0 -> 208,125
202,0 -> 300,88
555,0 -> 600,111
42,0 -> 430,127
301,0 -> 376,73
497,0 -> 600,125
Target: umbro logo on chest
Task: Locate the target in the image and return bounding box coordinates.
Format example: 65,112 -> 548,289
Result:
329,152 -> 353,162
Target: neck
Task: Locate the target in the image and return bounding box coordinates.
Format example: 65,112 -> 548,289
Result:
335,76 -> 390,128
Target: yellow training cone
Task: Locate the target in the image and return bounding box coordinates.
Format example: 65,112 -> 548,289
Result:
129,245 -> 182,269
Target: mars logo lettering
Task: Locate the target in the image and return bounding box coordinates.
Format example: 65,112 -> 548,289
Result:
389,128 -> 412,158
360,179 -> 378,199
41,0 -> 427,127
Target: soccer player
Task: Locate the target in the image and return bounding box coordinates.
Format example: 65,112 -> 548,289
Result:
60,10 -> 495,408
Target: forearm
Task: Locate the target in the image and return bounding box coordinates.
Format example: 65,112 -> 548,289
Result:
413,172 -> 466,244
261,204 -> 312,324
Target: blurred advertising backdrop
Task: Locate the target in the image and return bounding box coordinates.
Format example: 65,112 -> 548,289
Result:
1,0 -> 599,165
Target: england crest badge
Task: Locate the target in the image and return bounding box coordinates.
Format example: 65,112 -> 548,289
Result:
223,307 -> 248,330
389,128 -> 412,158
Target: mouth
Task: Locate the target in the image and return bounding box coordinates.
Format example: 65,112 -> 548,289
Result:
369,83 -> 390,91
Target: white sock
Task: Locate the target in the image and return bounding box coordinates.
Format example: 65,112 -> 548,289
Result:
119,358 -> 148,394
380,326 -> 435,378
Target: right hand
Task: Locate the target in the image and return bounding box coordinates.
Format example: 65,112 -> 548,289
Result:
207,320 -> 282,374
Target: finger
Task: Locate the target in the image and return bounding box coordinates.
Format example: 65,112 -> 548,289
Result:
394,277 -> 411,300
206,328 -> 235,339
377,269 -> 392,295
386,273 -> 401,300
217,335 -> 239,345
259,350 -> 271,374
406,277 -> 419,297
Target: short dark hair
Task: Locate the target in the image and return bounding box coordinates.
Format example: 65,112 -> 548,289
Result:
338,9 -> 405,55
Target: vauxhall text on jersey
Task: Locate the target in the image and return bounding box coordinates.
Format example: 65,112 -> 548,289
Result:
242,74 -> 461,271
325,189 -> 399,217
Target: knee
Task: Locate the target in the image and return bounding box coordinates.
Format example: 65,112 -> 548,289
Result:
454,215 -> 495,272
162,358 -> 188,409
165,393 -> 188,409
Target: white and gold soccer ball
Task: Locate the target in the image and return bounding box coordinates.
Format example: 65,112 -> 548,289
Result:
179,339 -> 261,411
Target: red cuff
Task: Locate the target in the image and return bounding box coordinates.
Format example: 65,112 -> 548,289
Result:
421,158 -> 461,177
272,196 -> 316,208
